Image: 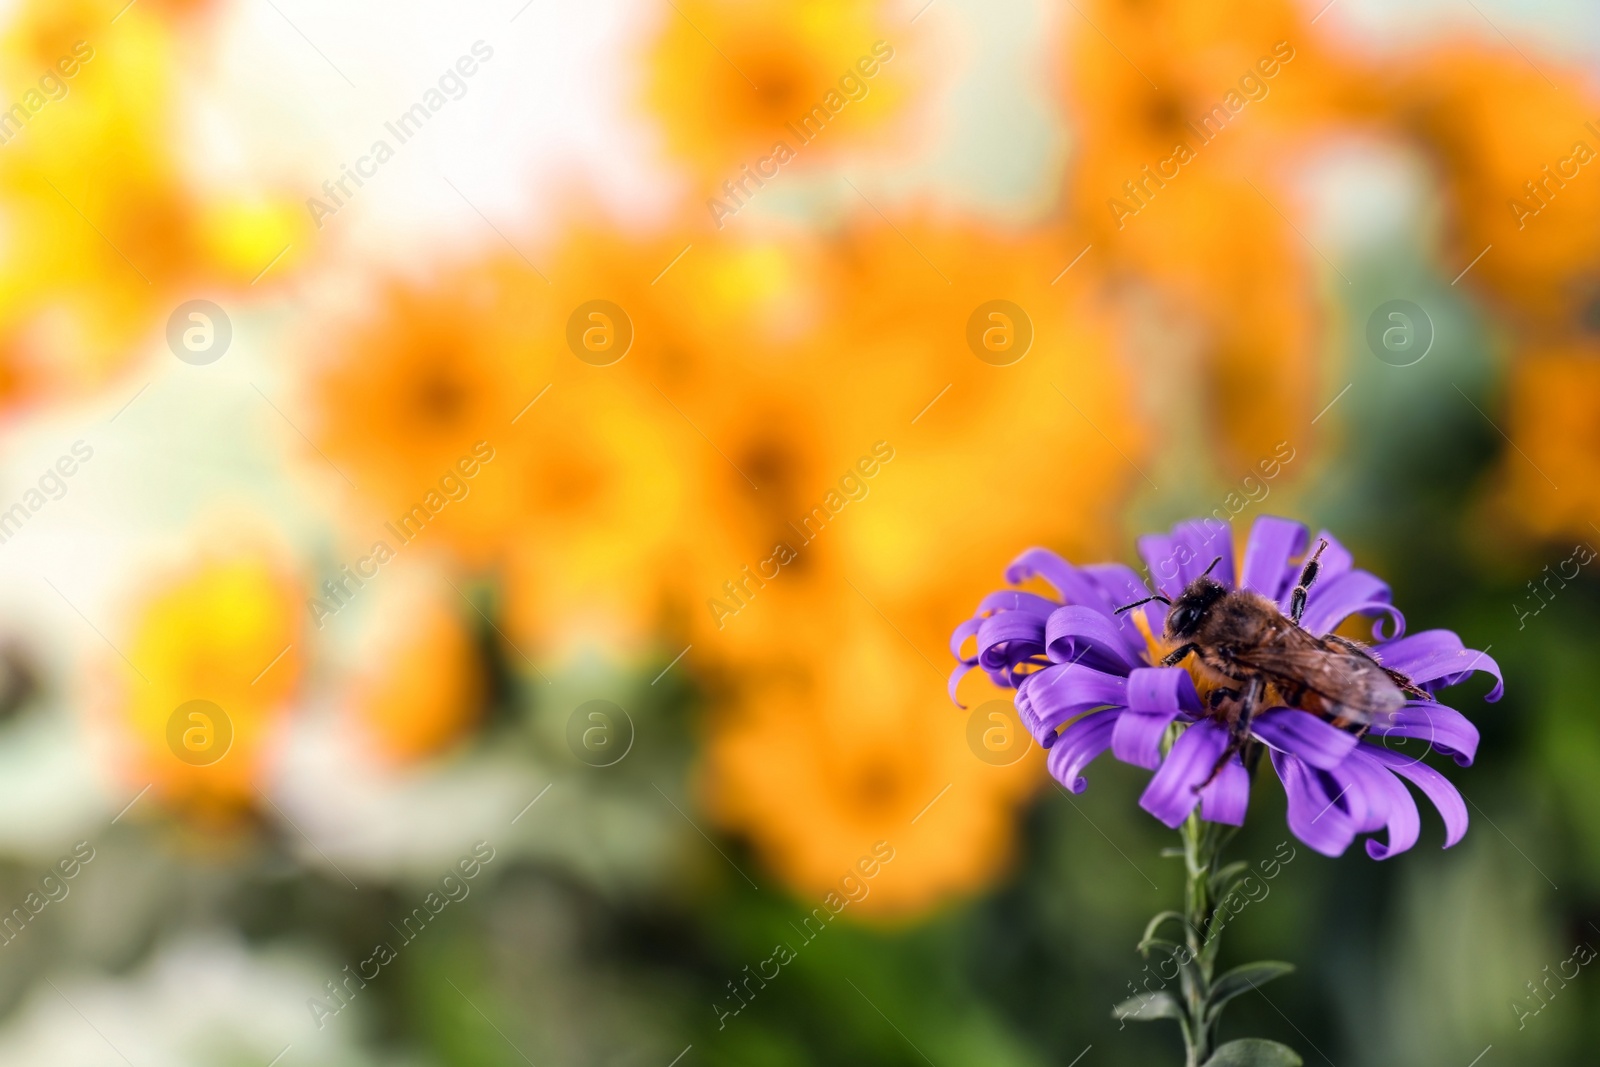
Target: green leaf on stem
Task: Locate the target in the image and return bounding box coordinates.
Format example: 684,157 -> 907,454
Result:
1137,912 -> 1202,983
1201,1038 -> 1303,1066
1141,910 -> 1187,938
1138,937 -> 1187,959
1111,990 -> 1183,1023
1209,860 -> 1251,894
1205,961 -> 1295,1023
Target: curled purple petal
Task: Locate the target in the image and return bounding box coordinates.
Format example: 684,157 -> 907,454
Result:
1333,748 -> 1420,860
1239,515 -> 1308,601
975,589 -> 1061,618
1368,605 -> 1406,643
948,662 -> 971,707
1045,604 -> 1140,673
1080,562 -> 1166,658
1298,570 -> 1401,638
1270,749 -> 1357,857
1015,684 -> 1046,743
1365,701 -> 1480,766
949,588 -> 1070,704
977,612 -> 1047,674
1251,708 -> 1359,770
950,616 -> 983,666
1374,630 -> 1503,702
1017,663 -> 1128,742
1363,745 -> 1470,848
1047,709 -> 1120,792
1139,719 -> 1230,828
1005,548 -> 1113,616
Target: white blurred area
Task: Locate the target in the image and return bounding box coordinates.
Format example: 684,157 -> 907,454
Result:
0,935 -> 401,1066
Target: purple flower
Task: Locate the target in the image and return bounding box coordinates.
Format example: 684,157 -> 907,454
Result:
949,516 -> 1503,858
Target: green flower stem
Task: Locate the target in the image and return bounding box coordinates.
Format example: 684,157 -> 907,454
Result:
1118,746 -> 1300,1064
1178,810 -> 1238,1067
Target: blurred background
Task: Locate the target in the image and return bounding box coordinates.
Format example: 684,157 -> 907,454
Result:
0,0 -> 1593,1063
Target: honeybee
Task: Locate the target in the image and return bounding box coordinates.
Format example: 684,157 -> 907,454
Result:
1116,540 -> 1429,786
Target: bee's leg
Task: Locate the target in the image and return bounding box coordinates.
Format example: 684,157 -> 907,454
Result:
1364,659 -> 1430,701
1234,675 -> 1264,737
1288,537 -> 1330,626
1197,677 -> 1262,793
1160,643 -> 1199,667
1323,633 -> 1374,659
1243,737 -> 1265,775
1207,685 -> 1241,711
1384,668 -> 1430,701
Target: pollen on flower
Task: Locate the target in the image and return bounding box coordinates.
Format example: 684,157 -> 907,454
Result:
1131,607 -> 1166,665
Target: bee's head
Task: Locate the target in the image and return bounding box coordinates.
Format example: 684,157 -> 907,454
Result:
1165,576 -> 1226,639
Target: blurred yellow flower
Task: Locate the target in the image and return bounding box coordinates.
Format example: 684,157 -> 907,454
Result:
192,194 -> 308,289
0,0 -> 307,407
110,551 -> 303,816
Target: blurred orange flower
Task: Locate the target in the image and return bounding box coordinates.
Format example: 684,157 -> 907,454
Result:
1488,342 -> 1600,541
1394,45 -> 1600,332
687,216 -> 1145,914
678,215 -> 1137,644
308,225 -> 813,659
499,376 -> 698,660
308,257 -> 550,566
705,602 -> 1039,917
645,0 -> 909,196
1057,0 -> 1375,467
349,578 -> 484,765
561,225 -> 838,639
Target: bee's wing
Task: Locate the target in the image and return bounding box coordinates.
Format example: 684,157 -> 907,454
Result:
1227,628 -> 1405,725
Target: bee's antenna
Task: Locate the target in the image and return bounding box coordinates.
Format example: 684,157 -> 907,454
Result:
1201,555 -> 1224,578
1114,593 -> 1171,615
